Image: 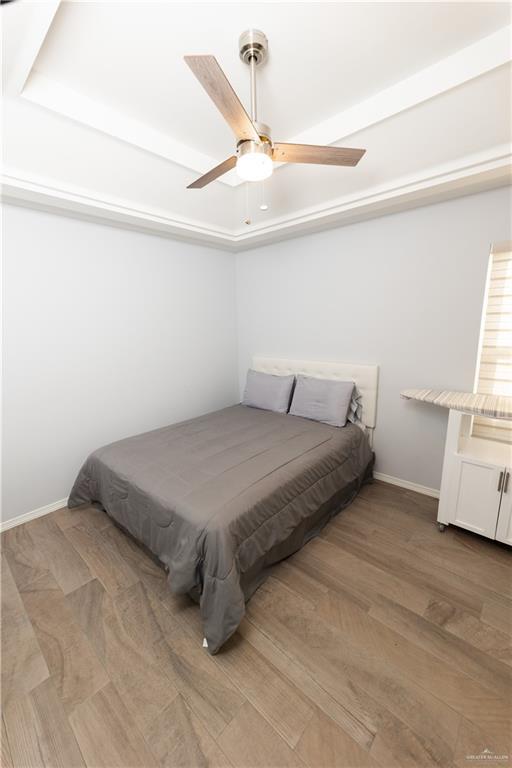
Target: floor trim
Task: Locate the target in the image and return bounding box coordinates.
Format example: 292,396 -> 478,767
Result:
373,472 -> 440,499
0,473 -> 439,533
0,498 -> 68,532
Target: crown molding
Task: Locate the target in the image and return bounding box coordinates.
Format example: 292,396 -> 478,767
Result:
1,169 -> 237,249
231,144 -> 512,247
20,25 -> 512,189
2,146 -> 510,251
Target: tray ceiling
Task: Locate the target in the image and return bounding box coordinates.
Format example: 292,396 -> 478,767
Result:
2,1 -> 511,250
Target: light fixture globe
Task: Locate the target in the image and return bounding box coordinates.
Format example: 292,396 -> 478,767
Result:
236,140 -> 273,182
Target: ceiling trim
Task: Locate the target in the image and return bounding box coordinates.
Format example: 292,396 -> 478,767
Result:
21,71 -> 239,188
3,145 -> 510,251
234,147 -> 511,248
289,25 -> 511,147
20,24 -> 511,189
1,169 -> 234,248
5,0 -> 61,96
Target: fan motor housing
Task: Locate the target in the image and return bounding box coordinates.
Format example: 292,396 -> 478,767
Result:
239,29 -> 268,66
236,122 -> 272,148
237,139 -> 272,161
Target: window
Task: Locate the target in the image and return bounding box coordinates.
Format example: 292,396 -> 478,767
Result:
472,242 -> 512,444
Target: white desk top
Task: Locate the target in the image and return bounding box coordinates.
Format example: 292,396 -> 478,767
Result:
401,389 -> 512,421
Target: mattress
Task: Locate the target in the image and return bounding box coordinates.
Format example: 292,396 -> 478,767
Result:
68,404 -> 373,652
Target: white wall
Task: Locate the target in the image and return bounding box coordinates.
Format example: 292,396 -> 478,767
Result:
236,187 -> 512,492
2,205 -> 238,522
3,186 -> 511,523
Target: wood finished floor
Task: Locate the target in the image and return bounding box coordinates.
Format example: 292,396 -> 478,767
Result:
1,480 -> 511,768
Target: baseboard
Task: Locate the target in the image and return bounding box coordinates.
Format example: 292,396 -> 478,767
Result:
373,472 -> 440,499
0,474 -> 438,532
0,498 -> 68,532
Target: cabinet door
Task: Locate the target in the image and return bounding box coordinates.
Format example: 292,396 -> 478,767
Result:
452,459 -> 502,539
496,468 -> 512,545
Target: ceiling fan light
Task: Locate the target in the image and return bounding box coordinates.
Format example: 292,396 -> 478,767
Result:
236,141 -> 273,182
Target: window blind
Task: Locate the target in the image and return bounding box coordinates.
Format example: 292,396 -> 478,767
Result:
472,243 -> 512,444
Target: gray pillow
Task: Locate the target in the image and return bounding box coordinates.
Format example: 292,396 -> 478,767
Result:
242,369 -> 295,413
289,375 -> 354,427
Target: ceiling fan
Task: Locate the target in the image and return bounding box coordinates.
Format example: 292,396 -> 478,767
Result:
185,30 -> 366,189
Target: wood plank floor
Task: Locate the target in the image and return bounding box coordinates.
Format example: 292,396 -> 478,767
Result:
2,481 -> 511,768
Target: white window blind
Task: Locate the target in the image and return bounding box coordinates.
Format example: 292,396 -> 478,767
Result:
473,243 -> 512,444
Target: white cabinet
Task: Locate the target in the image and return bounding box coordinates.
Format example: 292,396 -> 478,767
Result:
438,410 -> 512,544
451,459 -> 505,539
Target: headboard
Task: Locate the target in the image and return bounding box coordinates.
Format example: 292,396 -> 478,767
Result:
252,357 -> 379,432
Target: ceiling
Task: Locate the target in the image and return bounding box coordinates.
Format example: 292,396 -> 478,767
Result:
2,1 -> 511,250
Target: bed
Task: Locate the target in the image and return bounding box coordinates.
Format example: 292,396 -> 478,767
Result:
68,357 -> 379,653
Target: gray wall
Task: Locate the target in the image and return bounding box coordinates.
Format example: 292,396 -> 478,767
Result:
236,187 -> 512,491
2,205 -> 238,522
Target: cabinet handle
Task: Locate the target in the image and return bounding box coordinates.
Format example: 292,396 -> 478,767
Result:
498,471 -> 504,492
504,472 -> 510,494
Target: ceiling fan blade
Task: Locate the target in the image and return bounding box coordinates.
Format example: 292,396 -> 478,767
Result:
273,143 -> 366,166
184,55 -> 260,143
187,155 -> 237,189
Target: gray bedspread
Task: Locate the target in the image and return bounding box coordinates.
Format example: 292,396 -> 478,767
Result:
69,404 -> 373,652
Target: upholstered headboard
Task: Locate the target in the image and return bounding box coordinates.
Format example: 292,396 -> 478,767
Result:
252,357 -> 379,431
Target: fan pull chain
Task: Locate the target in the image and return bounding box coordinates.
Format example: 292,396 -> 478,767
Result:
244,182 -> 251,225
260,179 -> 268,211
